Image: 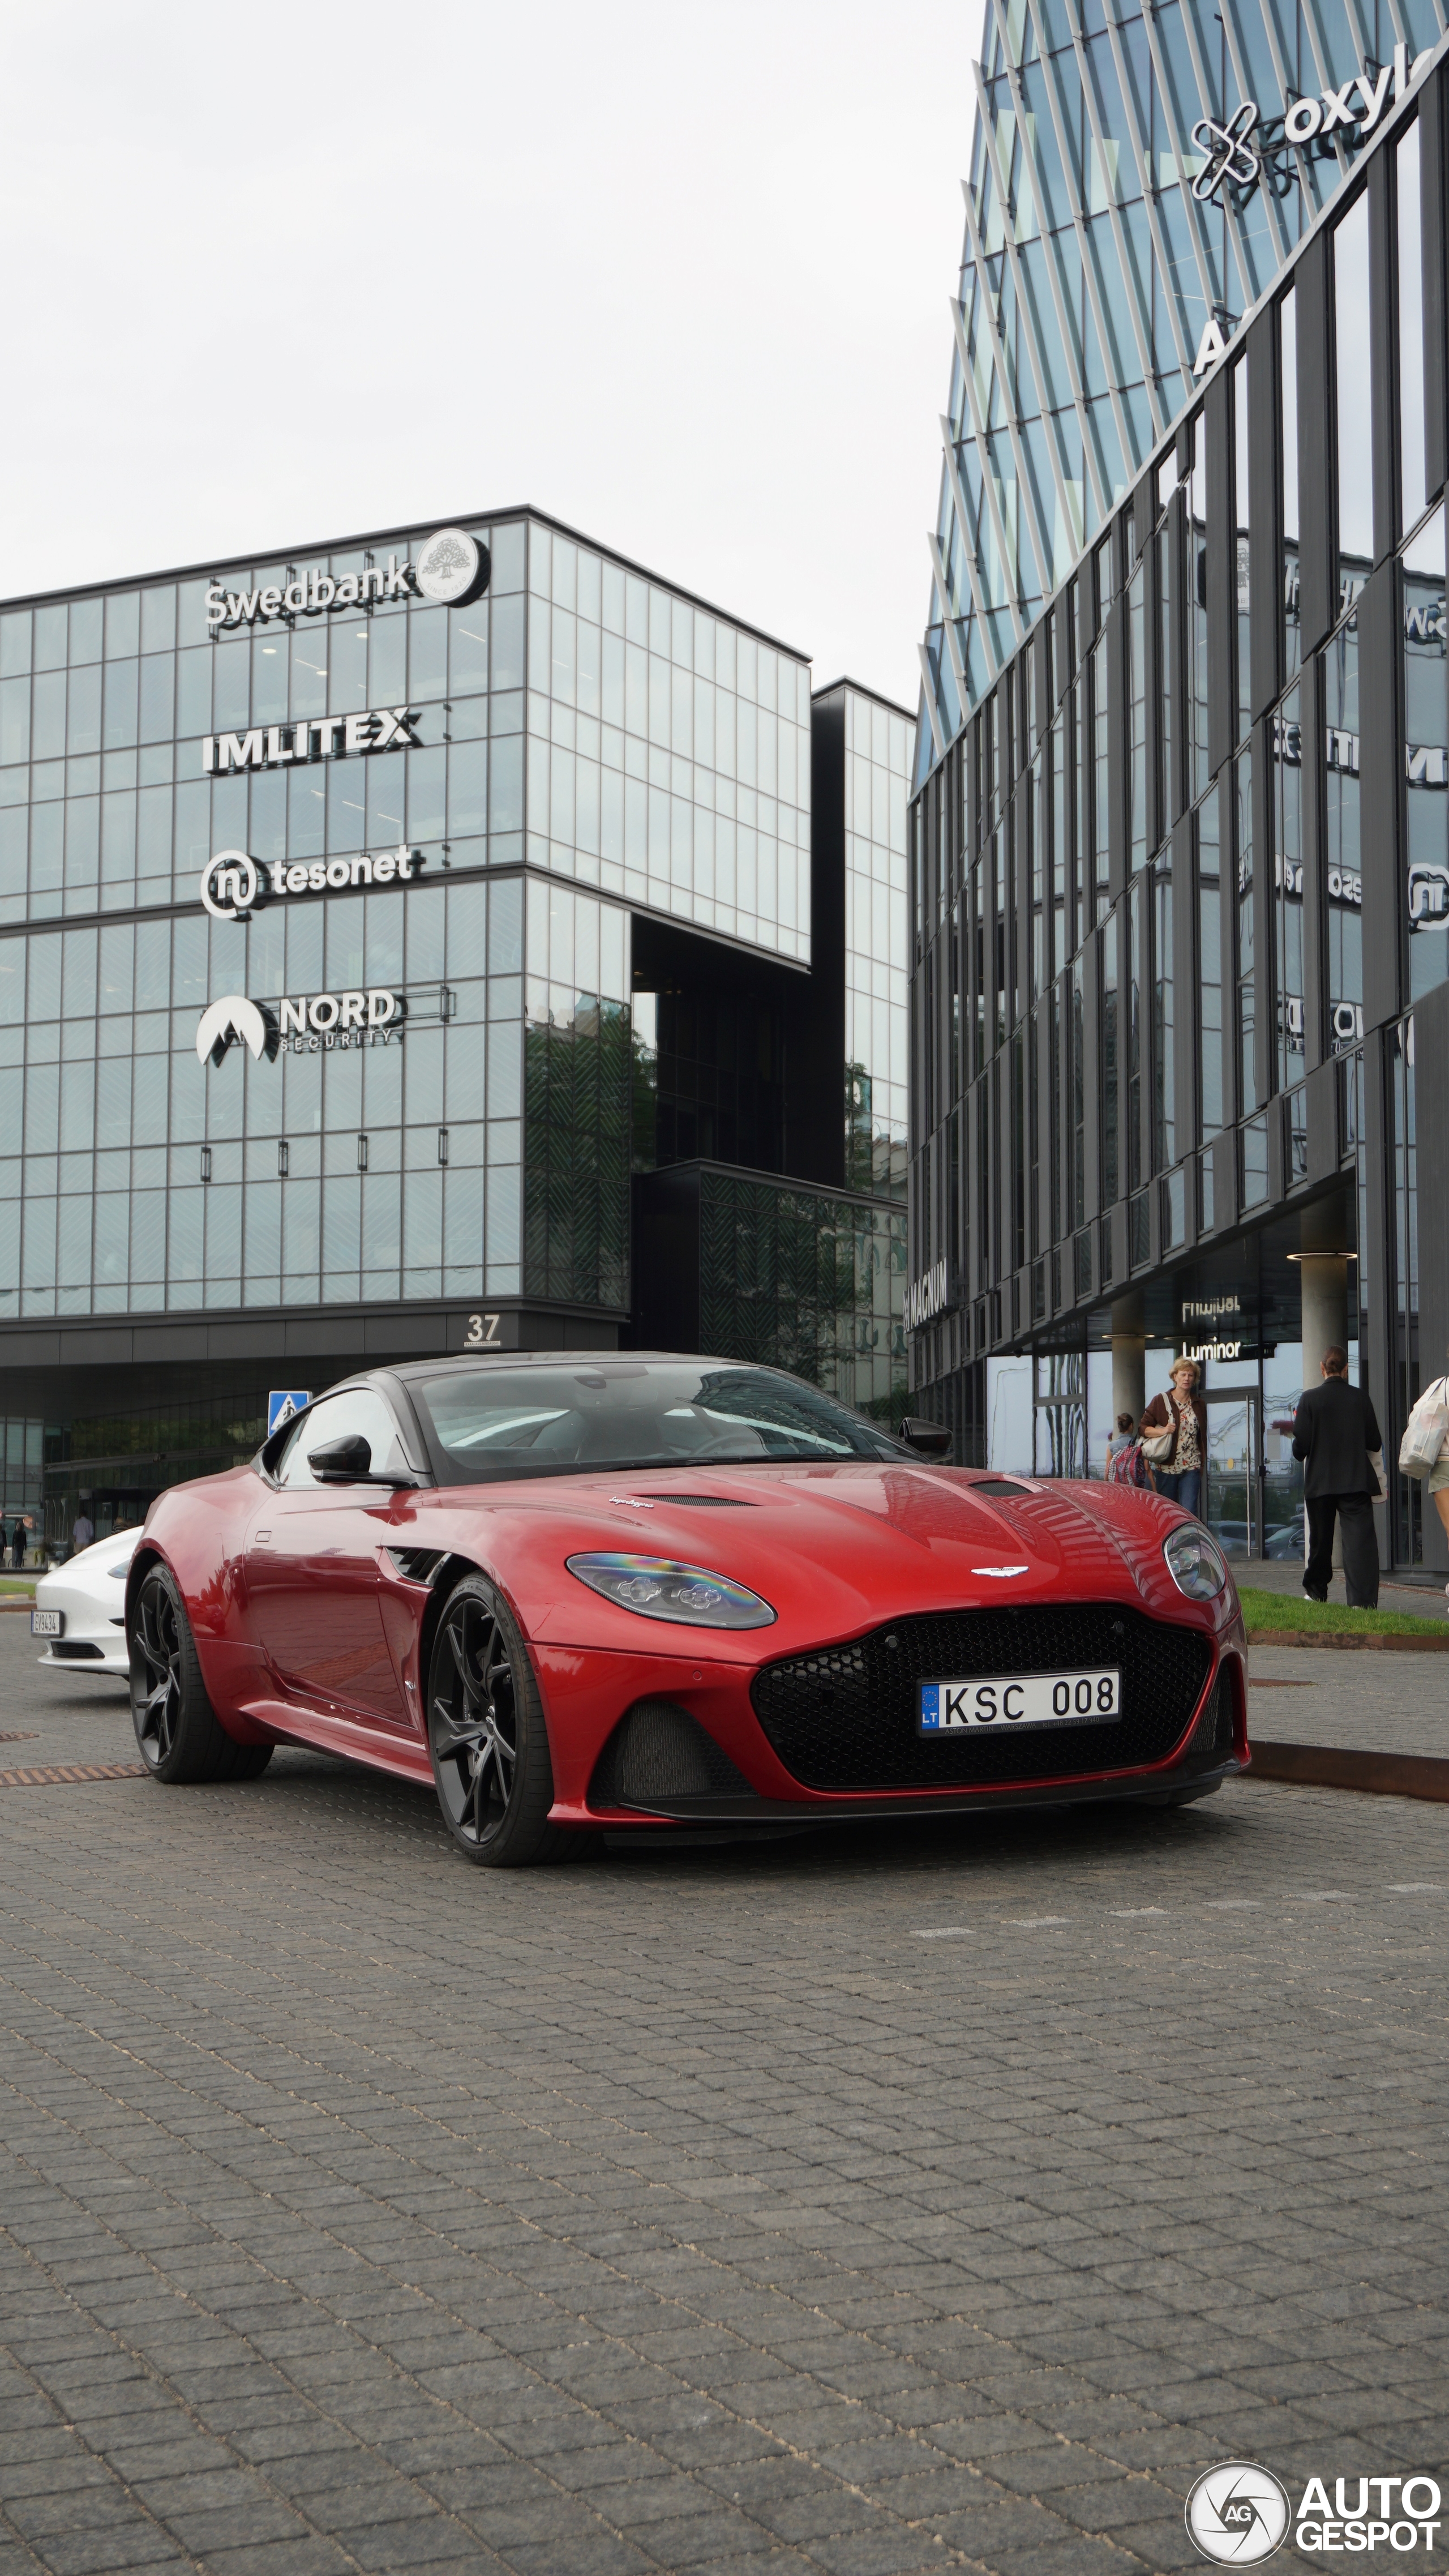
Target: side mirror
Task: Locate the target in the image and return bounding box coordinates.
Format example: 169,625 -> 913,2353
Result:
899,1417 -> 953,1458
308,1434 -> 374,1482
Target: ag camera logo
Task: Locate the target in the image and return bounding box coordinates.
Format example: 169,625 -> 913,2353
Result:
1186,2463 -> 1291,2564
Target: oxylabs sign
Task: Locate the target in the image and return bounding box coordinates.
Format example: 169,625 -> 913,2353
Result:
1189,42 -> 1431,219
205,525 -> 487,631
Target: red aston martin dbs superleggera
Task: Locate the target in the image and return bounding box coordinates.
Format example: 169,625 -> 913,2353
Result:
126,1355 -> 1249,1863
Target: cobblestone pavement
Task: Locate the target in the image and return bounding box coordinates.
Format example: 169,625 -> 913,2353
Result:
1,1620 -> 1446,2576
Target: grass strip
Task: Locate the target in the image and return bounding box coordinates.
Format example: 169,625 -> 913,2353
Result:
1239,1584 -> 1446,1638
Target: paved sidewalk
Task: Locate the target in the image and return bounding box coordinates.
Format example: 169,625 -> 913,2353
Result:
1247,1646 -> 1449,1757
2,1628 -> 1447,2576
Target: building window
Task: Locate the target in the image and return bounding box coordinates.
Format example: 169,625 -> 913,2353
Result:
1153,854 -> 1174,1173
1198,784 -> 1224,1143
1101,908 -> 1118,1206
1281,290 -> 1300,683
1272,683 -> 1304,1090
1334,191 -> 1374,584
1404,504 -> 1449,1005
1091,632 -> 1109,919
1128,559 -> 1147,873
1241,1112 -> 1269,1209
1158,526 -> 1174,840
1128,878 -> 1144,1194
1390,1016 -> 1422,1565
1234,357 -> 1251,743
1185,412 -> 1207,805
1398,123 -> 1427,541
1236,746 -> 1257,1116
1324,620 -> 1363,1052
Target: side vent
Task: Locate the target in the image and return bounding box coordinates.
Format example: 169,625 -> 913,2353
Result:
1189,1673 -> 1234,1757
385,1548 -> 445,1585
589,1700 -> 757,1812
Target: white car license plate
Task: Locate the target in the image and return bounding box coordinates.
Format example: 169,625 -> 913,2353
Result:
919,1668 -> 1120,1733
31,1608 -> 64,1637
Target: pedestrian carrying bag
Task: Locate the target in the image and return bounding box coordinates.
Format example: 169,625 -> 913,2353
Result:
1140,1409 -> 1178,1467
1108,1440 -> 1152,1488
1398,1376 -> 1449,1479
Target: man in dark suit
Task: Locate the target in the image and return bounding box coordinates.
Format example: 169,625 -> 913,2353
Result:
1292,1346 -> 1381,1607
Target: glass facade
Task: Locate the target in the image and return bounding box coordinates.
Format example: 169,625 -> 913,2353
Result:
841,686 -> 911,1198
0,511 -> 910,1539
919,0 -> 1447,771
909,46 -> 1449,1577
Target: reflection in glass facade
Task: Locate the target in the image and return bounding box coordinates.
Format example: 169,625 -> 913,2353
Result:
909,44 -> 1449,1577
1,512 -> 907,1540
839,687 -> 911,1198
918,0 -> 1447,773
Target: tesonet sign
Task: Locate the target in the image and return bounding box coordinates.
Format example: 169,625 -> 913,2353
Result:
206,527 -> 487,631
198,990 -> 404,1067
200,844 -> 425,922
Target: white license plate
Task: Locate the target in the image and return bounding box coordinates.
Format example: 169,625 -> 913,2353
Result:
919,1668 -> 1121,1732
31,1608 -> 63,1637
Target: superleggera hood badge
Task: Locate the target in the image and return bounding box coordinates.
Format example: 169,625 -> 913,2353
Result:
973,1565 -> 1030,1577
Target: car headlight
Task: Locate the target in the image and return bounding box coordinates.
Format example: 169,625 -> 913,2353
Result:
566,1553 -> 776,1629
1163,1523 -> 1229,1602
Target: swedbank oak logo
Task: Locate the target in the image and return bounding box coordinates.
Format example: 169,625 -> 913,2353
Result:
414,526 -> 487,605
196,996 -> 277,1069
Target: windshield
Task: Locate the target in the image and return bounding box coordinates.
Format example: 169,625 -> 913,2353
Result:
409,1362 -> 907,1485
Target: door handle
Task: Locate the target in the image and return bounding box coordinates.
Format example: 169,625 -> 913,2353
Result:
252,1530 -> 271,1546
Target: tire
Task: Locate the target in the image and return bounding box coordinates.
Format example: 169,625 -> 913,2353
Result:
131,1563 -> 273,1785
426,1572 -> 585,1866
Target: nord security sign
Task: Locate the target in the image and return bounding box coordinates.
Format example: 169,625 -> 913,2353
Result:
200,845 -> 425,922
202,705 -> 418,773
196,990 -> 404,1067
205,526 -> 487,631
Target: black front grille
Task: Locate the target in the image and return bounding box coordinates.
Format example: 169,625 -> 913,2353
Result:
751,1602 -> 1213,1791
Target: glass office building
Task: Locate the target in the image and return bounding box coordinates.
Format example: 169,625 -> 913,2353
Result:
0,516 -> 909,1542
908,29 -> 1449,1580
918,0 -> 1447,763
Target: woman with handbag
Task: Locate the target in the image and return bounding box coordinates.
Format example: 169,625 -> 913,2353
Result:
1140,1359 -> 1207,1516
1398,1343 -> 1449,1610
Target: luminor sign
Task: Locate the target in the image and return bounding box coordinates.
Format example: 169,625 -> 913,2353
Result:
205,525 -> 488,631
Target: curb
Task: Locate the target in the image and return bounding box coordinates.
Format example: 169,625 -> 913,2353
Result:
1249,1627 -> 1449,1652
1246,1739 -> 1449,1800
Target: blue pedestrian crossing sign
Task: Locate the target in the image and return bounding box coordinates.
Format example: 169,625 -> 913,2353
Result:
268,1390 -> 312,1435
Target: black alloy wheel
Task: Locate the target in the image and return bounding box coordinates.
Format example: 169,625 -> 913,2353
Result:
130,1563 -> 273,1785
426,1573 -> 582,1867
132,1572 -> 184,1770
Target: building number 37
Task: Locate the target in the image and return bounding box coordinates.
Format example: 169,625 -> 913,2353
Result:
464,1315 -> 502,1347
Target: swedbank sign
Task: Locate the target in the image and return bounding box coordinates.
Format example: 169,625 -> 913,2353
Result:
205,525 -> 488,632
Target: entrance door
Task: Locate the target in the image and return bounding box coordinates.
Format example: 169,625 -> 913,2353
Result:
1203,1387 -> 1261,1560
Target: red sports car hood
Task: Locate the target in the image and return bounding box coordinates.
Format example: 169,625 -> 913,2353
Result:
423,1462 -> 1191,1657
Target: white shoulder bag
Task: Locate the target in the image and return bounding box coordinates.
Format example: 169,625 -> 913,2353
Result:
1399,1376 -> 1449,1480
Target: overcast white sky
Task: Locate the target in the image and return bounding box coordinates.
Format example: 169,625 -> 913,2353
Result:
2,2 -> 979,714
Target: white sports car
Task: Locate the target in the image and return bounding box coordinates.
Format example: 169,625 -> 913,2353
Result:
32,1526 -> 141,1678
